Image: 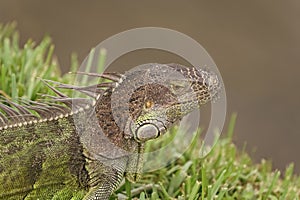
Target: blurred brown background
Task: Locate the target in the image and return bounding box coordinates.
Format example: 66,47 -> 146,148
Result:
1,0 -> 299,173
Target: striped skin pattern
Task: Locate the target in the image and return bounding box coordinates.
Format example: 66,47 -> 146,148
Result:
0,63 -> 221,199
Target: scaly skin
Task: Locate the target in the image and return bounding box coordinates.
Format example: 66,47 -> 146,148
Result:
0,63 -> 221,199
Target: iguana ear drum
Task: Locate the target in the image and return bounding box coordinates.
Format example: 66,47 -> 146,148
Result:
135,123 -> 160,142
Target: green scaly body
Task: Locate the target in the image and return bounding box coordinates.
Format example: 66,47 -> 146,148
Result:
0,116 -> 86,199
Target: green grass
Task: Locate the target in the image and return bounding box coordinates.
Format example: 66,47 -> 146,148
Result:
0,22 -> 79,101
1,22 -> 299,199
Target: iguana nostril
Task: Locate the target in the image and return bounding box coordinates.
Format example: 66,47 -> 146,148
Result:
136,124 -> 159,142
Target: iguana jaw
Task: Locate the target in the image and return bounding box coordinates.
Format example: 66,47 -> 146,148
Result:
129,97 -> 210,143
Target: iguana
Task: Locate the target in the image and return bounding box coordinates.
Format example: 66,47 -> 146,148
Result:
0,63 -> 221,200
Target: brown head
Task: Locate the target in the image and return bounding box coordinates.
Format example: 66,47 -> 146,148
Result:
100,63 -> 221,144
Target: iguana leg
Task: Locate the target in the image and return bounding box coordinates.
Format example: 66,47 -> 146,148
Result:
83,158 -> 127,200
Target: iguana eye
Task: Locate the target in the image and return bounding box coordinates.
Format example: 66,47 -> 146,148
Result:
145,100 -> 154,109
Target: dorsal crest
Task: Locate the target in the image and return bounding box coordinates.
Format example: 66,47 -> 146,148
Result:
0,72 -> 123,131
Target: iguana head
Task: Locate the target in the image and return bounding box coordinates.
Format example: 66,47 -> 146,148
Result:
109,63 -> 221,143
